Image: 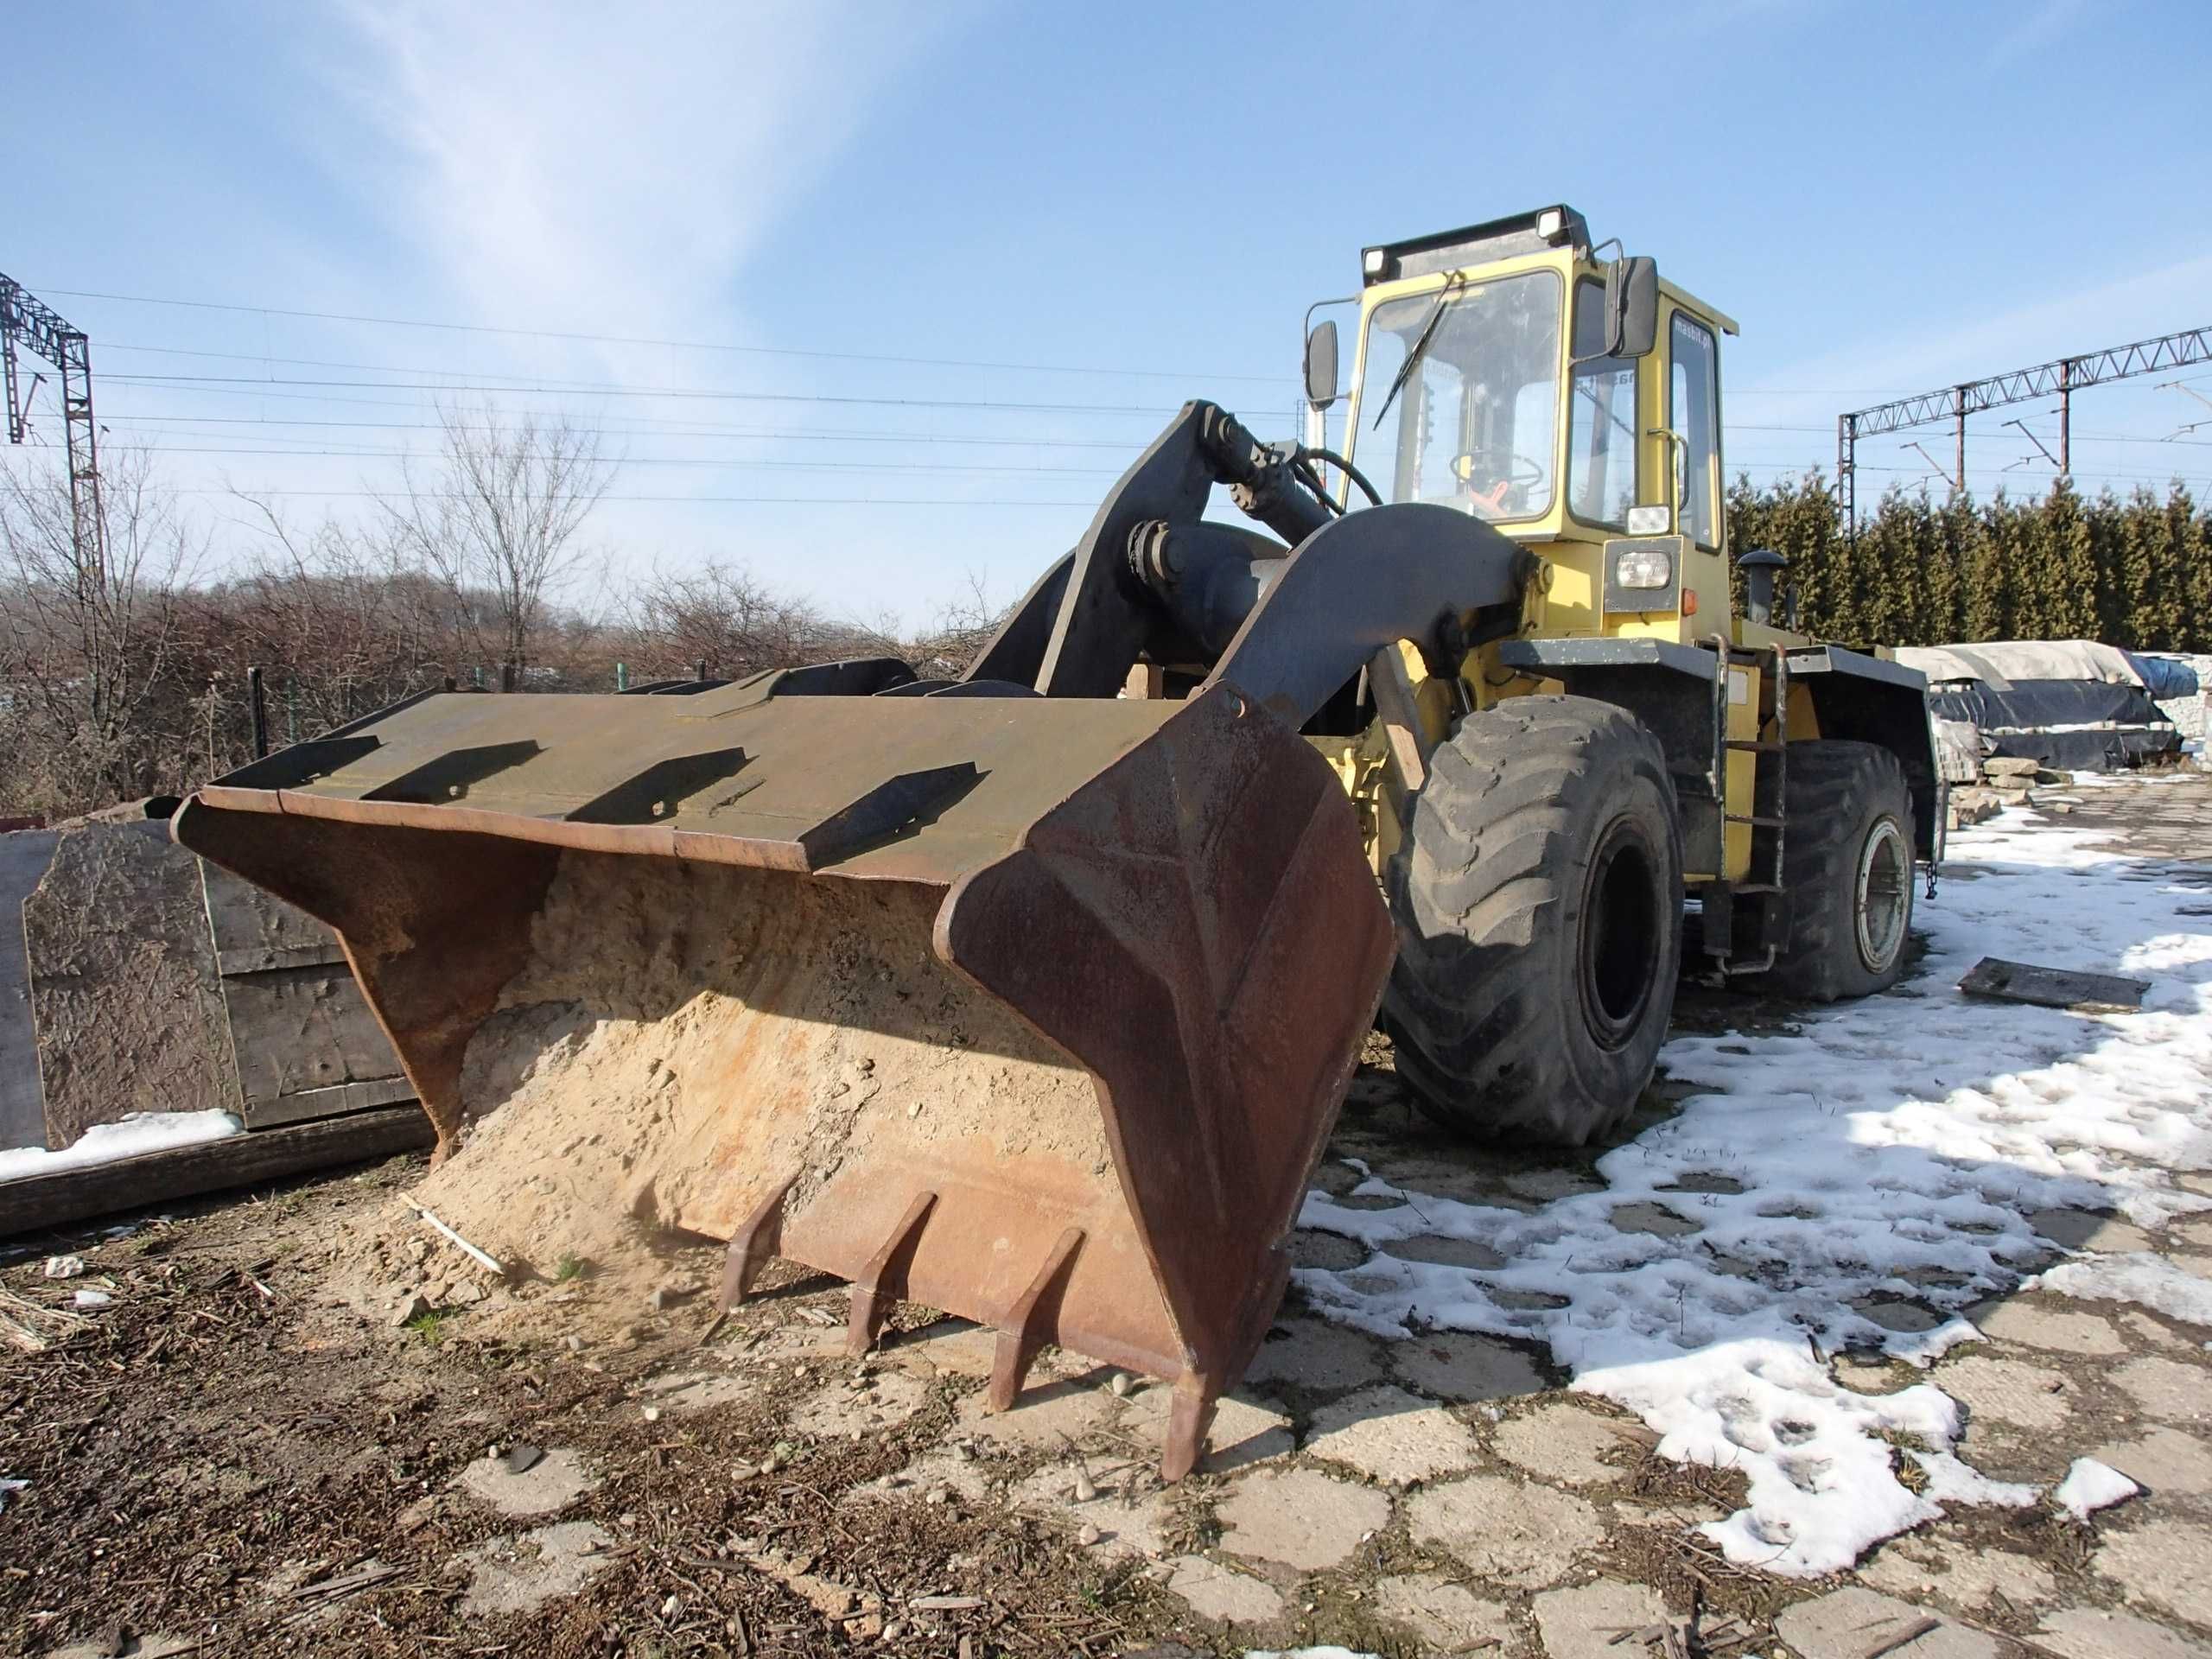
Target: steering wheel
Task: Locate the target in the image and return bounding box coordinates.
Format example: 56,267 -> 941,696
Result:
1452,448 -> 1547,513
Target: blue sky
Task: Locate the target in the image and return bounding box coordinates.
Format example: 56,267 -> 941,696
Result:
5,0 -> 2208,629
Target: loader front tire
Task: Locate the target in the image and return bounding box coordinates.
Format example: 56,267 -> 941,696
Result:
1751,740 -> 1915,1001
1384,696 -> 1682,1147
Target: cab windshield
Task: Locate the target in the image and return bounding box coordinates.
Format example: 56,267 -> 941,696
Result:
1351,270 -> 1560,522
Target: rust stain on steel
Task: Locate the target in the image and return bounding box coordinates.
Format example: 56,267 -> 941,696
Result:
173,681 -> 1391,1478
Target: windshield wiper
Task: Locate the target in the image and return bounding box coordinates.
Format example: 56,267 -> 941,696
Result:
1371,278 -> 1462,431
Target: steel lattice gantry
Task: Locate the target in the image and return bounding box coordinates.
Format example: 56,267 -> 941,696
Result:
0,274 -> 105,582
1834,323 -> 2212,532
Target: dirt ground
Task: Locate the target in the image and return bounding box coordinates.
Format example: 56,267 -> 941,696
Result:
4,773 -> 2210,1659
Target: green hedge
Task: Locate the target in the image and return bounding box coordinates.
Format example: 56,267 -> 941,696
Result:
1724,476 -> 2212,652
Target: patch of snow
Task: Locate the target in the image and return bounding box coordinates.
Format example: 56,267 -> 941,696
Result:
2036,1252 -> 2212,1326
1249,1651 -> 1382,1659
1297,805 -> 2212,1577
0,1109 -> 240,1181
2053,1456 -> 2139,1521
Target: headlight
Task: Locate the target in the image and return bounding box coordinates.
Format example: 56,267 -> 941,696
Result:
1612,545 -> 1674,590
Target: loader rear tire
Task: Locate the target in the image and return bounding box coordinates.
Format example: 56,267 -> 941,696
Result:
1383,696 -> 1682,1147
1751,740 -> 1915,1001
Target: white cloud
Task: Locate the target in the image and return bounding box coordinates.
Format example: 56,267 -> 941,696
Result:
318,2 -> 962,351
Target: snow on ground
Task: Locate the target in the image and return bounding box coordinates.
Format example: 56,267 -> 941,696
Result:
0,1109 -> 241,1182
1295,804 -> 2212,1576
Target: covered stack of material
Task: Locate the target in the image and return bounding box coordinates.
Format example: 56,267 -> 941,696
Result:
2133,652 -> 2208,745
1893,640 -> 2180,772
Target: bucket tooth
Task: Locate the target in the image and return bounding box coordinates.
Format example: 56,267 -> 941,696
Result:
988,1226 -> 1086,1412
717,1173 -> 799,1311
846,1191 -> 938,1356
1162,1379 -> 1217,1484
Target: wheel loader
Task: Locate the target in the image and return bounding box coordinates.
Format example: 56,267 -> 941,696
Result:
173,205 -> 1936,1478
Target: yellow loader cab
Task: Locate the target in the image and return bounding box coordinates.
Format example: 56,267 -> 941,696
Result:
1303,205 -> 1938,1141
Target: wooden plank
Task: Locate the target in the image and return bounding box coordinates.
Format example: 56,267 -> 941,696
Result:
219,963 -> 409,1116
1958,956 -> 2149,1014
200,862 -> 346,975
0,830 -> 60,1153
0,1105 -> 434,1237
245,1076 -> 415,1130
1367,644 -> 1433,798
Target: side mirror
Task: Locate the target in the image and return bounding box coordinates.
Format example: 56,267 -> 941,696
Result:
1304,320 -> 1338,410
1609,256 -> 1660,359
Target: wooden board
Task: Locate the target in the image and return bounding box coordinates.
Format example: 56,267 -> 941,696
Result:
198,863 -> 411,1128
0,1104 -> 434,1237
1958,956 -> 2150,1014
0,830 -> 60,1153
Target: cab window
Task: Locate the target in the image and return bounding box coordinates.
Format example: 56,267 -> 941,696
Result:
1669,314 -> 1721,549
1567,279 -> 1637,527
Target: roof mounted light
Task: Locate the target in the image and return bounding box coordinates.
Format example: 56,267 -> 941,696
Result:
1536,208 -> 1567,242
1362,247 -> 1389,278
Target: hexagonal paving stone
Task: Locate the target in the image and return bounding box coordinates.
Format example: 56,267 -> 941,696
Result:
458,1521 -> 616,1616
2097,1518 -> 2212,1625
1491,1400 -> 1641,1486
955,1374 -> 1118,1451
1393,1331 -> 1548,1402
1121,1387 -> 1294,1473
454,1446 -> 600,1516
1370,1573 -> 1515,1653
1166,1555 -> 1284,1626
2030,1207 -> 2152,1253
1534,1581 -> 1671,1659
1935,1354 -> 2071,1433
2093,1426 -> 2212,1497
1406,1473 -> 1602,1588
2113,1355 -> 2210,1423
1968,1300 -> 2125,1354
785,1370 -> 931,1440
1611,1201 -> 1702,1237
1382,1233 -> 1508,1270
1216,1466 -> 1391,1571
1773,1586 -> 1999,1658
1243,1316 -> 1386,1393
1287,1230 -> 1367,1271
1859,1541 -> 2055,1613
2034,1605 -> 2212,1659
1009,1464 -> 1174,1560
1303,1384 -> 1481,1484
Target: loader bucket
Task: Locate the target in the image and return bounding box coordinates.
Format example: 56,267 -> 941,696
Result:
173,671 -> 1393,1476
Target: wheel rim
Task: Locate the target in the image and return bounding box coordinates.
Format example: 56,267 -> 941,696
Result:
1855,817 -> 1909,973
1579,820 -> 1663,1051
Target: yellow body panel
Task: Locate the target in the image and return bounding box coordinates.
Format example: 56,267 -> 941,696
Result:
1334,238 -> 1820,885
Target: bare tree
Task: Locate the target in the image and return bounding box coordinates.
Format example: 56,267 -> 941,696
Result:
628,557 -> 828,679
0,446 -> 204,811
906,571 -> 1009,679
380,402 -> 614,675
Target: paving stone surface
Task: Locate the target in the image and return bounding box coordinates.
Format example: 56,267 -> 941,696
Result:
1287,1229 -> 1367,1271
858,1443 -> 991,1506
880,1319 -> 1002,1381
1009,1464 -> 1173,1560
1391,1331 -> 1548,1402
953,1376 -> 1117,1451
2033,1605 -> 2212,1659
1933,1354 -> 2072,1433
1382,1232 -> 1508,1269
1370,1573 -> 1516,1653
2122,1311 -> 2193,1351
1611,1201 -> 1702,1237
1968,1300 -> 2125,1354
2096,1517 -> 2212,1625
1405,1473 -> 1602,1588
1772,1586 -> 2000,1657
2113,1355 -> 2212,1423
1243,1316 -> 1387,1393
458,1521 -> 616,1615
1215,1466 -> 1391,1571
1302,1384 -> 1481,1484
1164,1554 -> 1285,1625
1859,1541 -> 2055,1612
2031,1207 -> 2155,1253
2091,1426 -> 2212,1496
1122,1387 -> 1294,1471
1491,1400 -> 1638,1486
454,1446 -> 600,1516
1532,1580 -> 1670,1659
785,1370 -> 931,1439
640,1370 -> 753,1413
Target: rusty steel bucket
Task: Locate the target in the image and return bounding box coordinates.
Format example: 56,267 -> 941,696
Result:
172,670 -> 1392,1475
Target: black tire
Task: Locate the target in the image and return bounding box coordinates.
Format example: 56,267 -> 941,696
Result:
1752,740 -> 1915,1001
1383,696 -> 1683,1146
